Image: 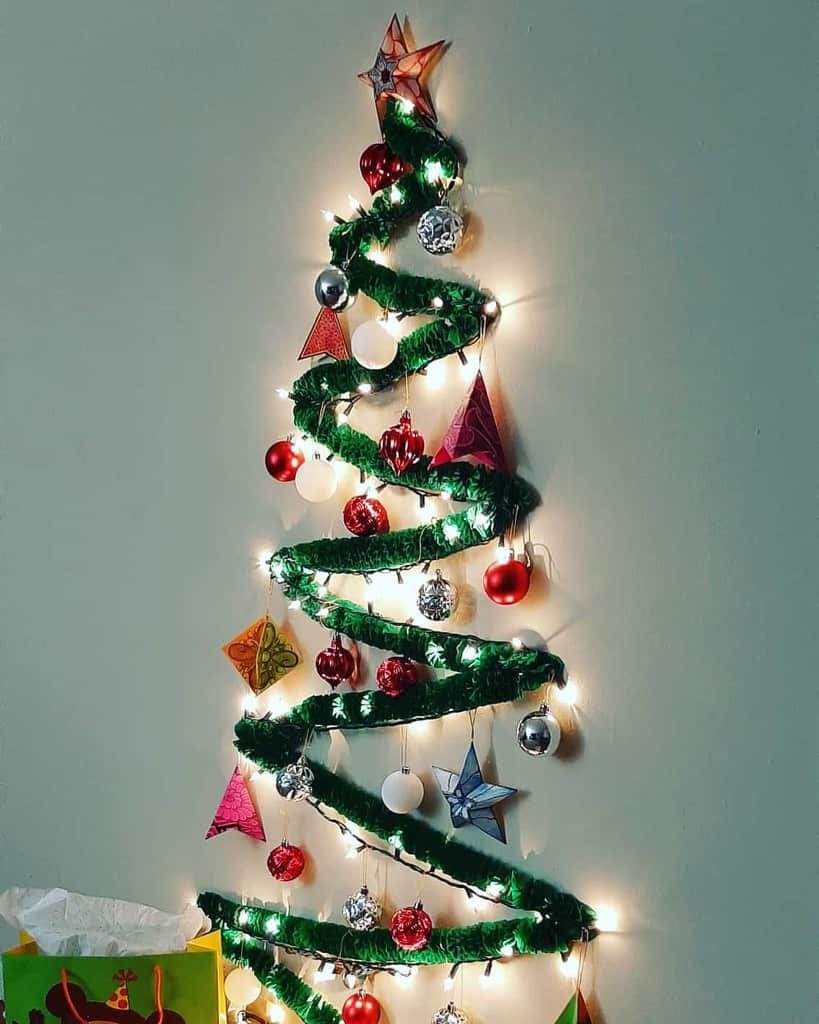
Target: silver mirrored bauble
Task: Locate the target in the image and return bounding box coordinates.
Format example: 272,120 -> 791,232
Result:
314,266 -> 352,310
417,569 -> 458,621
342,886 -> 382,931
431,1003 -> 469,1024
517,704 -> 562,756
416,205 -> 464,255
275,758 -> 315,800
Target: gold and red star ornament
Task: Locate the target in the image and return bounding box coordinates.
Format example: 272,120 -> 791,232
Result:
359,14 -> 444,126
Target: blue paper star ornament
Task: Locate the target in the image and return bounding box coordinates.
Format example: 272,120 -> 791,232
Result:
432,742 -> 517,843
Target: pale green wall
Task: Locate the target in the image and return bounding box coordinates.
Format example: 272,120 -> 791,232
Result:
0,2 -> 815,1021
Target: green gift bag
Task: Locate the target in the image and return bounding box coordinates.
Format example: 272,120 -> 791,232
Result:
1,931 -> 226,1024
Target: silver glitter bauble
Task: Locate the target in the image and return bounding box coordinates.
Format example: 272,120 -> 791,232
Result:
431,1003 -> 469,1024
417,205 -> 464,255
517,704 -> 562,756
275,758 -> 315,800
314,266 -> 352,310
342,886 -> 382,931
417,568 -> 458,621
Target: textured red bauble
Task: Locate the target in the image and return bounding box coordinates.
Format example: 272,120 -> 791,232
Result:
315,634 -> 356,688
375,657 -> 419,698
341,992 -> 381,1024
266,841 -> 305,882
343,494 -> 390,536
483,556 -> 531,605
359,142 -> 405,194
265,439 -> 304,482
390,903 -> 433,951
378,410 -> 425,475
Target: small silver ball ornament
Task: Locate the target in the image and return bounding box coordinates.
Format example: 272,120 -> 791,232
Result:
275,757 -> 315,800
417,568 -> 458,621
417,205 -> 464,255
342,886 -> 382,931
517,704 -> 562,756
431,1003 -> 469,1024
314,266 -> 352,310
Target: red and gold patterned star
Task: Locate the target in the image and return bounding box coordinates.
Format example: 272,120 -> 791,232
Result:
359,14 -> 444,126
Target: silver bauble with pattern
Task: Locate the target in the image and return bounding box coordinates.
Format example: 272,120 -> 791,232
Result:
314,266 -> 352,310
417,568 -> 458,621
517,704 -> 562,756
431,1003 -> 469,1024
342,886 -> 382,931
416,205 -> 464,255
275,758 -> 314,800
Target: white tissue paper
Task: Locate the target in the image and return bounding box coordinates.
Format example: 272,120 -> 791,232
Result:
0,888 -> 210,957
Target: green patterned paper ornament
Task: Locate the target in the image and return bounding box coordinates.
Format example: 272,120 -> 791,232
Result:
554,991 -> 592,1024
223,616 -> 300,695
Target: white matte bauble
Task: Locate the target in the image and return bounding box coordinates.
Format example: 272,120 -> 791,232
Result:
381,767 -> 424,814
351,319 -> 399,370
225,967 -> 262,1009
294,458 -> 337,502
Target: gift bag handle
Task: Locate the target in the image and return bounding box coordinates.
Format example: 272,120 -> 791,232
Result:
60,966 -> 164,1024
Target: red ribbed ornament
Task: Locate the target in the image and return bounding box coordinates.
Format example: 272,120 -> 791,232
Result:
375,657 -> 418,698
342,992 -> 381,1024
315,634 -> 355,688
264,438 -> 304,482
483,554 -> 530,605
378,410 -> 424,475
266,841 -> 305,882
390,903 -> 433,951
343,494 -> 390,536
359,142 -> 405,194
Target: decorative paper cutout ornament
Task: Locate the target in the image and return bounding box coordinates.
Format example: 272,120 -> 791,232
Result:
267,840 -> 306,882
106,969 -> 136,1010
431,370 -> 508,473
222,616 -> 300,696
359,14 -> 444,126
553,991 -> 592,1024
360,142 -> 406,194
432,742 -> 517,843
390,902 -> 432,950
206,768 -> 266,842
299,306 -> 348,361
342,991 -> 381,1024
378,409 -> 425,474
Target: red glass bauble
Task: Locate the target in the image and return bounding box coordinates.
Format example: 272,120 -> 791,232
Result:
342,992 -> 381,1024
378,410 -> 425,475
376,657 -> 419,698
266,841 -> 305,882
315,634 -> 356,688
390,903 -> 433,951
265,439 -> 304,482
483,555 -> 531,605
359,143 -> 405,195
343,494 -> 390,536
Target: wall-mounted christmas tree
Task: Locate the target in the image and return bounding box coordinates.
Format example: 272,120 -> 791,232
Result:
201,16 -> 598,1024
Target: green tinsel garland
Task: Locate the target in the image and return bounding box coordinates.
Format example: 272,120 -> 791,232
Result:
220,928 -> 340,1024
205,103 -> 595,1010
200,894 -> 585,964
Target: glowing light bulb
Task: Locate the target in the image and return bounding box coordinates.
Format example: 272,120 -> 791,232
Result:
424,359 -> 446,390
400,97 -> 415,113
241,694 -> 258,714
483,299 -> 499,317
288,599 -> 302,611
321,209 -> 335,224
594,904 -> 620,932
257,550 -> 273,571
443,522 -> 460,542
317,606 -> 331,619
368,247 -> 387,266
418,502 -> 435,524
462,644 -> 479,664
495,545 -> 513,563
499,943 -> 515,958
485,881 -> 506,898
425,160 -> 444,184
443,976 -> 455,992
479,962 -> 494,987
431,295 -> 444,310
557,680 -> 580,706
336,411 -> 349,425
265,916 -> 281,935
275,387 -> 290,400
460,355 -> 475,379
237,909 -> 250,926
268,1001 -> 285,1023
347,193 -> 363,213
511,636 -> 524,651
358,382 -> 372,394
390,184 -> 402,204
440,488 -> 452,502
558,953 -> 578,979
317,584 -> 330,598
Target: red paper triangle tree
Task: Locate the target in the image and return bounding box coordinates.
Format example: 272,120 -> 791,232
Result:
431,369 -> 509,473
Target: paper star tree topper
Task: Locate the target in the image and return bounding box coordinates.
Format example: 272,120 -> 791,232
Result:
359,14 -> 444,125
432,742 -> 517,843
206,767 -> 266,841
431,369 -> 509,473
